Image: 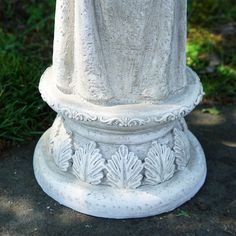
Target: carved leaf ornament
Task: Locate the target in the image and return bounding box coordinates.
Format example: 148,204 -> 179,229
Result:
51,124 -> 191,188
106,145 -> 143,189
145,142 -> 175,185
53,133 -> 73,172
72,142 -> 105,185
173,128 -> 190,170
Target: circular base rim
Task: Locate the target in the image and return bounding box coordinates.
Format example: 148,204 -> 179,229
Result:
33,129 -> 206,219
39,67 -> 204,128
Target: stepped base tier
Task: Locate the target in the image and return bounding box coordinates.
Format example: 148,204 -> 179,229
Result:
33,66 -> 206,219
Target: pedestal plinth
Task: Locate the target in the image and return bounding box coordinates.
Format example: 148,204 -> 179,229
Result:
33,66 -> 206,219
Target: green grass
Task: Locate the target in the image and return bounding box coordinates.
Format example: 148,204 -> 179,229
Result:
187,0 -> 236,98
0,0 -> 236,143
0,0 -> 55,142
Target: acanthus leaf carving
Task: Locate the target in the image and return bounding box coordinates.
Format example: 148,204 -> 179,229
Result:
72,141 -> 105,185
52,132 -> 73,172
49,117 -> 192,187
106,145 -> 143,189
144,142 -> 175,185
173,128 -> 190,170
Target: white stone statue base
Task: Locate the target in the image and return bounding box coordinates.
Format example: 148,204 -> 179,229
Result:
34,0 -> 206,219
34,128 -> 206,219
33,65 -> 206,219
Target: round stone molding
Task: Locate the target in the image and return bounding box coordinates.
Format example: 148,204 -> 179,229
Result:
33,128 -> 206,219
39,66 -> 204,130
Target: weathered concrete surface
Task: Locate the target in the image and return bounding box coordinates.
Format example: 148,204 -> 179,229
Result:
1,105 -> 236,236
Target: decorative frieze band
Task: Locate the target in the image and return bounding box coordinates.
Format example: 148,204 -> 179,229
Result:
50,117 -> 191,189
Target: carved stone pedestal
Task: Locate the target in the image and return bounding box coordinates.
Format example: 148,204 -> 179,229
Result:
34,0 -> 206,219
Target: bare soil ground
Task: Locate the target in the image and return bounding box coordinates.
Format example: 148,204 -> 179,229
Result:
0,105 -> 236,236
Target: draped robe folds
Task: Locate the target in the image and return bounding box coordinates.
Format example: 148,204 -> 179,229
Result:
53,0 -> 187,105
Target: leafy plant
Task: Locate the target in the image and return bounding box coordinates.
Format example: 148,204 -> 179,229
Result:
202,107 -> 220,115
0,1 -> 55,142
176,210 -> 191,218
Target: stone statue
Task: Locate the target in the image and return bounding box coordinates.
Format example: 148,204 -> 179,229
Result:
34,0 -> 207,219
53,0 -> 187,104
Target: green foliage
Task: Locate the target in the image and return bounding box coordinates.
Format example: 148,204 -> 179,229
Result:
175,210 -> 191,218
188,0 -> 236,26
202,107 -> 221,116
187,1 -> 236,99
0,0 -> 55,142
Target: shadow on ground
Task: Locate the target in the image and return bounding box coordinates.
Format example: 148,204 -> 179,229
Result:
0,105 -> 236,236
